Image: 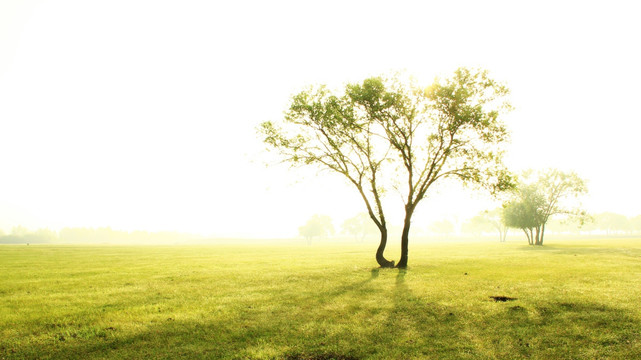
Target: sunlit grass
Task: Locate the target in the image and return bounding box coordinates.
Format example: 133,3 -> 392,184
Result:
1,239 -> 640,359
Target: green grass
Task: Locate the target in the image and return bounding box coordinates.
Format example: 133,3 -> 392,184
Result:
1,239 -> 640,359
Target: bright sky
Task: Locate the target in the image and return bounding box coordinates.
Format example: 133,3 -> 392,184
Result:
1,0 -> 640,237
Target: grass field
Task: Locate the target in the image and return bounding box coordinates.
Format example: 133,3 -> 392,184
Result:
1,239 -> 640,359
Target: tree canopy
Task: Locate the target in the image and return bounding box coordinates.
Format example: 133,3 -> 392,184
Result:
299,214 -> 334,244
261,81 -> 396,266
260,68 -> 513,267
503,169 -> 588,245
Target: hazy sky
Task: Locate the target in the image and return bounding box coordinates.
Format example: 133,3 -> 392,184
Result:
1,0 -> 640,237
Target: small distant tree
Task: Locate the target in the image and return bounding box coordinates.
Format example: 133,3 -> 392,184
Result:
485,208 -> 508,242
429,219 -> 455,237
299,215 -> 334,245
342,213 -> 378,242
462,214 -> 492,237
463,208 -> 508,241
503,184 -> 545,245
503,169 -> 587,245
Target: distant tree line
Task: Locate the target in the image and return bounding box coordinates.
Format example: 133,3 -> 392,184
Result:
461,211 -> 641,237
0,227 -> 194,244
0,226 -> 57,244
575,212 -> 641,235
298,208 -> 641,247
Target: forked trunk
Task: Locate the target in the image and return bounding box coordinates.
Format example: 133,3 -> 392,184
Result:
375,227 -> 394,268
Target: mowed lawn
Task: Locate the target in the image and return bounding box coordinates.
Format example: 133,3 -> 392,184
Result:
1,239 -> 640,359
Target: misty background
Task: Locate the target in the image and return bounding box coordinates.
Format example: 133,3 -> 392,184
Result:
1,0 -> 640,239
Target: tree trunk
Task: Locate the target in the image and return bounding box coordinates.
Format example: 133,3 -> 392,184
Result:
375,227 -> 395,268
539,223 -> 546,245
534,225 -> 541,245
396,209 -> 413,268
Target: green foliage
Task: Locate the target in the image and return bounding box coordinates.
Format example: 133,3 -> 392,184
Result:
259,75 -> 396,267
2,241 -> 641,359
462,208 -> 508,241
349,69 -> 513,204
0,226 -> 57,244
503,184 -> 545,229
260,68 -> 513,267
462,214 -> 493,235
299,214 -> 334,242
503,169 -> 588,245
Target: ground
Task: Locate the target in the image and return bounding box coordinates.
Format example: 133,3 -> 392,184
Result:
1,238 -> 640,359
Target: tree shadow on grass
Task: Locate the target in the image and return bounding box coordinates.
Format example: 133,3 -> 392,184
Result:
465,298 -> 641,358
370,269 -> 641,359
9,267 -> 639,360
8,269 -> 493,359
361,269 -> 474,359
20,298 -> 638,360
7,268 -> 386,360
313,267 -> 381,299
11,311 -> 363,359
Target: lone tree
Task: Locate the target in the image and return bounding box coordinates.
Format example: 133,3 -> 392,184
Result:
349,69 -> 513,267
463,208 -> 508,242
299,214 -> 334,245
486,208 -> 509,242
260,68 -> 512,268
503,169 -> 588,245
462,214 -> 492,237
502,184 -> 545,245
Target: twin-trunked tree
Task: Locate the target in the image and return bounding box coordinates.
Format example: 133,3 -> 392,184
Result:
502,169 -> 588,245
260,68 -> 513,268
